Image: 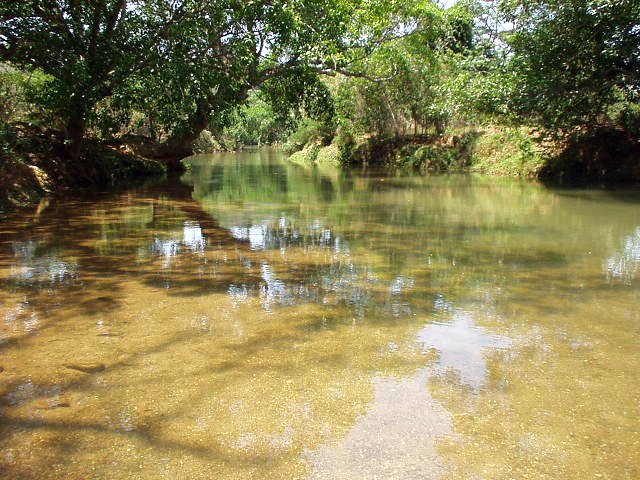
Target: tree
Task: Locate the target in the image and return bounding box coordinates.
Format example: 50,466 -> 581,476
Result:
330,1 -> 476,137
119,0 -> 359,159
0,0 -> 194,163
502,0 -> 640,133
0,0 -> 359,164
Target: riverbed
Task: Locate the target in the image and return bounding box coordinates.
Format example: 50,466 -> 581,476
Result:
1,149 -> 639,479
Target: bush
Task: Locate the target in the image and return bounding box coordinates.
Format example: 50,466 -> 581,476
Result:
193,130 -> 224,153
0,120 -> 15,156
470,127 -> 545,177
288,142 -> 321,164
618,104 -> 640,140
315,143 -> 342,165
285,118 -> 334,153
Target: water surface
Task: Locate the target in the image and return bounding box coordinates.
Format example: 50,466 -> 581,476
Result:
1,150 -> 639,479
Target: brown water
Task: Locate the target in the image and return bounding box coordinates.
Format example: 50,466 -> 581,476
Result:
1,149 -> 639,479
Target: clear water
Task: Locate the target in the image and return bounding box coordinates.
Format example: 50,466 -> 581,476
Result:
1,150 -> 639,479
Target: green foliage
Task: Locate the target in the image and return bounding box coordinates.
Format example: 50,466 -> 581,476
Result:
261,70 -> 336,127
0,119 -> 14,156
470,127 -> 546,177
407,143 -> 470,172
192,130 -> 224,154
435,47 -> 515,123
617,103 -> 640,139
0,64 -> 25,122
328,1 -> 478,138
91,97 -> 132,140
222,94 -> 290,148
286,118 -> 335,152
0,64 -> 51,125
503,0 -> 640,132
1,0 -> 638,183
288,143 -> 322,165
116,0 -> 354,152
315,143 -> 343,165
0,0 -> 356,158
0,1 -> 164,126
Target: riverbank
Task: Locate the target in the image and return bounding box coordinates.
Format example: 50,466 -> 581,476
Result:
0,123 -> 168,213
287,126 -> 640,184
4,124 -> 638,214
285,127 -> 545,177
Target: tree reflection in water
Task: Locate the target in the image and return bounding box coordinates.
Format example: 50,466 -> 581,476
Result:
0,150 -> 639,479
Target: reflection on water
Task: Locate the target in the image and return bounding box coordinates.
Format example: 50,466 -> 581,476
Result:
183,221 -> 206,253
229,219 -> 340,252
0,149 -> 639,479
606,226 -> 640,283
307,369 -> 455,480
418,311 -> 511,390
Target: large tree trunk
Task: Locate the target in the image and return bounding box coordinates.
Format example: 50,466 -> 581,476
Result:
64,108 -> 98,185
158,101 -> 211,170
65,111 -> 86,164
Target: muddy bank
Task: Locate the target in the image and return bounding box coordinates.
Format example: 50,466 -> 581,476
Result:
539,128 -> 640,185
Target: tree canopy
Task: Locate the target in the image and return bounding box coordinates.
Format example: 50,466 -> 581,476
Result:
0,0 -> 362,160
504,0 -> 640,131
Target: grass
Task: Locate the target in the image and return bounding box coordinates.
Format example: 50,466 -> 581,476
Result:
469,127 -> 546,178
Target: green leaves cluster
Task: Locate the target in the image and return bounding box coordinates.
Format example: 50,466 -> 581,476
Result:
0,0 -> 360,159
323,0 -> 639,145
222,94 -> 289,148
330,1 -> 476,137
503,0 -> 640,133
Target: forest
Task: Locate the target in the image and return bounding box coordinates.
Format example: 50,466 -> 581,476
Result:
1,0 -> 639,208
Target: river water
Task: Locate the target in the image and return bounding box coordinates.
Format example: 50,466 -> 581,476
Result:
1,150 -> 639,479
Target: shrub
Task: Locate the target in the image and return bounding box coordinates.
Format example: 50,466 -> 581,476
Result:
193,130 -> 224,154
470,127 -> 545,177
315,143 -> 342,165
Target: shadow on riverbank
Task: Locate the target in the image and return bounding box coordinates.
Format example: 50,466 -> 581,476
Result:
0,123 -> 170,213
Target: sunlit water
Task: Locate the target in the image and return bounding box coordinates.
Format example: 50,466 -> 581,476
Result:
1,150 -> 639,479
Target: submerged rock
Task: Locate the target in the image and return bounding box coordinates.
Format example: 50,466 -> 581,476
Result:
63,362 -> 106,374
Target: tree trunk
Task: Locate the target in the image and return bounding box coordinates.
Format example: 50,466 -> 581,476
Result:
64,108 -> 98,185
66,111 -> 86,164
158,101 -> 211,170
148,114 -> 158,142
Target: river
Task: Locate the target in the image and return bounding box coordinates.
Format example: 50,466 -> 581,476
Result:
1,149 -> 639,479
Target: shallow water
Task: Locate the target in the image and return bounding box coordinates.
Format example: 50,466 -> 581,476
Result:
1,149 -> 639,479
